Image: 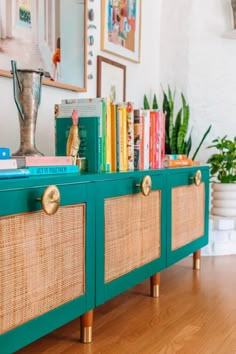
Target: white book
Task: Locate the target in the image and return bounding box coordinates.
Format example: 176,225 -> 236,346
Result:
0,159 -> 17,170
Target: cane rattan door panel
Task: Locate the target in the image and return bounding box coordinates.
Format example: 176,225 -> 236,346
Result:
166,167 -> 209,267
0,204 -> 85,334
104,191 -> 161,283
171,183 -> 205,250
95,172 -> 166,305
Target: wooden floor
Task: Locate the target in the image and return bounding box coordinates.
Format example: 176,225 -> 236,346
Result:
17,256 -> 236,354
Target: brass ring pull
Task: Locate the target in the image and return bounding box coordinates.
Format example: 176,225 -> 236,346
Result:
37,185 -> 60,215
189,170 -> 202,187
136,175 -> 152,196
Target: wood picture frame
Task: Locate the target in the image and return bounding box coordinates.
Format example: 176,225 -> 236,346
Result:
0,0 -> 87,92
97,55 -> 126,102
101,0 -> 141,63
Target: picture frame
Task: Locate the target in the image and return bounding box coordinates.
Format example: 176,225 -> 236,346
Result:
0,0 -> 87,92
97,55 -> 126,102
101,0 -> 141,63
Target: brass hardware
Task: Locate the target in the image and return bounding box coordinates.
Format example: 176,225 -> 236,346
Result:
193,258 -> 201,270
190,170 -> 202,186
151,284 -> 160,298
136,175 -> 152,196
37,185 -> 60,215
80,326 -> 92,343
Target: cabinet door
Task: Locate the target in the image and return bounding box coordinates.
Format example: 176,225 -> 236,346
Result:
95,172 -> 166,306
0,181 -> 95,354
166,167 -> 209,267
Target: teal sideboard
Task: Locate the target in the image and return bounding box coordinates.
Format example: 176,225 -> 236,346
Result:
0,166 -> 209,353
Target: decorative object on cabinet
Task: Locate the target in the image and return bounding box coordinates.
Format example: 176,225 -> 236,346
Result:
207,135 -> 236,217
11,60 -> 44,157
101,0 -> 141,62
0,166 -> 209,353
97,55 -> 126,102
0,0 -> 88,92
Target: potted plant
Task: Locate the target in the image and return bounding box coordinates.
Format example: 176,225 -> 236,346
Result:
207,136 -> 236,217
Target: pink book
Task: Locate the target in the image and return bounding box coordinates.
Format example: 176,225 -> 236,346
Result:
15,156 -> 73,167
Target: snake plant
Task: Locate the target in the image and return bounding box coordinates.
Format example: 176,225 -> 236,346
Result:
143,88 -> 211,159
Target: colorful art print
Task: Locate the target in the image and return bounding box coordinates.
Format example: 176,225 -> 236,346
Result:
101,0 -> 141,62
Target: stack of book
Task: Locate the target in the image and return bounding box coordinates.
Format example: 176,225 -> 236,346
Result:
163,154 -> 193,168
55,98 -> 166,173
0,147 -> 79,179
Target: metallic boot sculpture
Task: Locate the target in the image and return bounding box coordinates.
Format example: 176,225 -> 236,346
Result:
11,60 -> 44,156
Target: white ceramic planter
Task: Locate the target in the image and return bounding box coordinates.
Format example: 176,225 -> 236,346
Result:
211,183 -> 236,217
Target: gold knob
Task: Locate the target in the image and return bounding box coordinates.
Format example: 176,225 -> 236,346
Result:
136,175 -> 152,196
37,185 -> 60,215
190,170 -> 202,186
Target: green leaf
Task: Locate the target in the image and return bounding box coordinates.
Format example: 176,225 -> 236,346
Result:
152,94 -> 159,110
143,94 -> 150,109
192,124 -> 212,161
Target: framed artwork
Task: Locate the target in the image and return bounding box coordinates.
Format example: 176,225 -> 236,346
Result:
0,0 -> 87,92
101,0 -> 141,63
97,55 -> 126,102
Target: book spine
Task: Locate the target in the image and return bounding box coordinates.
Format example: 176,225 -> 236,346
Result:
127,102 -> 134,171
0,159 -> 17,170
101,100 -> 107,172
139,113 -> 144,170
28,165 -> 79,175
160,112 -> 166,168
149,111 -> 154,169
134,110 -> 141,170
110,103 -> 117,172
105,98 -> 111,172
164,159 -> 192,168
122,105 -> 128,171
24,156 -> 73,166
116,105 -> 120,171
142,110 -> 150,170
0,168 -> 30,179
164,154 -> 187,160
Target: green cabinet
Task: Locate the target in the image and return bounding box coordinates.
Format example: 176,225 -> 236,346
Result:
0,166 -> 209,353
0,176 -> 95,354
95,171 -> 166,306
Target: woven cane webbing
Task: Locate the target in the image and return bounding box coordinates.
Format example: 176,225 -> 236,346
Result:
104,191 -> 161,283
0,204 -> 85,334
172,183 -> 205,251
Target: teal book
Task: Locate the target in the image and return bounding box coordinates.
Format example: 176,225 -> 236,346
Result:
0,168 -> 30,179
55,116 -> 101,173
28,165 -> 79,176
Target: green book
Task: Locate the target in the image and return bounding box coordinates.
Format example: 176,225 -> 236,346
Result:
55,116 -> 101,173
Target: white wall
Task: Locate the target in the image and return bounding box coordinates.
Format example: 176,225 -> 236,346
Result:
0,0 -> 161,156
160,0 -> 235,162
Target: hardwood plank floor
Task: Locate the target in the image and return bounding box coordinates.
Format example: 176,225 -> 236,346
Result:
17,256 -> 236,354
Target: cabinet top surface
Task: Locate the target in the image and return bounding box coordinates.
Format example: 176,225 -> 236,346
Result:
0,166 -> 209,191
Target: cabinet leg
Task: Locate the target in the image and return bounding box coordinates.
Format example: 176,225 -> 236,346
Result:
193,250 -> 201,270
150,272 -> 160,298
80,310 -> 93,343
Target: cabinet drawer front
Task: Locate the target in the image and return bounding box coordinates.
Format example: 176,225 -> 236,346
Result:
0,204 -> 86,334
104,191 -> 161,282
172,183 -> 205,250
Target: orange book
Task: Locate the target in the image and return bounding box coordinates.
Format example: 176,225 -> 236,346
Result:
164,159 -> 193,168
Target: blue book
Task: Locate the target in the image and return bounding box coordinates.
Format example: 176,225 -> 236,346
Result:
28,165 -> 79,176
0,168 -> 30,179
0,147 -> 10,159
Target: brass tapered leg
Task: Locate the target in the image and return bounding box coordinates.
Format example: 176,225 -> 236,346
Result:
150,273 -> 160,298
193,250 -> 201,270
80,310 -> 93,343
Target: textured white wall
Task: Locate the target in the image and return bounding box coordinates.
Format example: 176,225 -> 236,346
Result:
160,0 -> 235,162
0,0 -> 161,155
